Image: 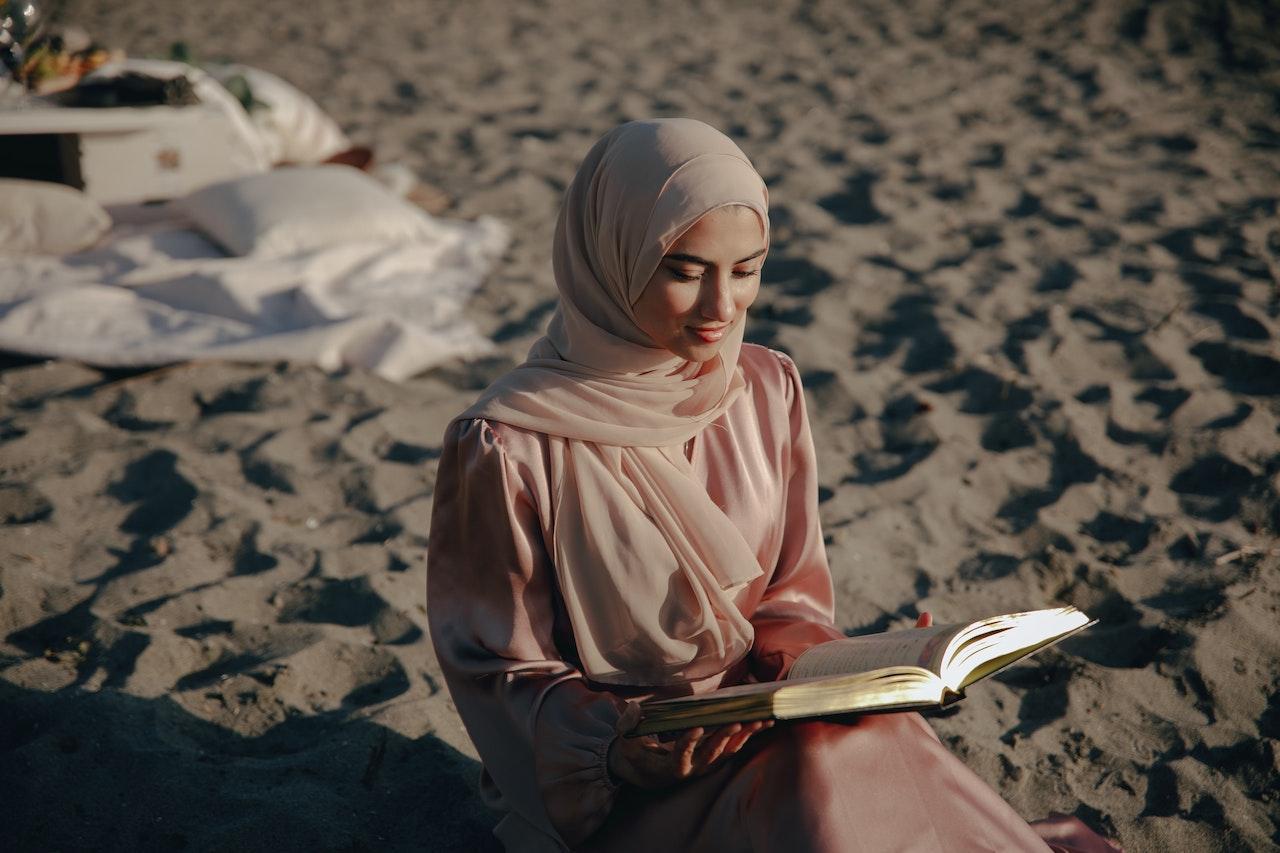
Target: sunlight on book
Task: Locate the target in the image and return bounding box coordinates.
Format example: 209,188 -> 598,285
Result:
633,606 -> 1094,736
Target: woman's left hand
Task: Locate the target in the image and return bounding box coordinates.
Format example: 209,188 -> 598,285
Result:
609,614 -> 932,788
608,702 -> 772,790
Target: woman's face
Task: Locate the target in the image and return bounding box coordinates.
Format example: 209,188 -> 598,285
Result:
633,205 -> 767,363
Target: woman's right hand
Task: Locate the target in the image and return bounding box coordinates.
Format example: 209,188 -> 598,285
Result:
607,702 -> 773,790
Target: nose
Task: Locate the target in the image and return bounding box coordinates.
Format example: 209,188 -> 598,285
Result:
700,272 -> 736,323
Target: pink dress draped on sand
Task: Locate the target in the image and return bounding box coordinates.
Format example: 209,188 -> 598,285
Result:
427,119 -> 1118,851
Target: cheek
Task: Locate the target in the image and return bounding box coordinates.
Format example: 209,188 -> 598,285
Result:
654,285 -> 699,324
635,281 -> 694,336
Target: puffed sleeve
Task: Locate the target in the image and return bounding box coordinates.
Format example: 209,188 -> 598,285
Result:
749,352 -> 846,682
427,419 -> 626,850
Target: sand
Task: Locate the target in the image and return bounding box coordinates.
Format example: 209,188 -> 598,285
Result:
2,1 -> 1278,850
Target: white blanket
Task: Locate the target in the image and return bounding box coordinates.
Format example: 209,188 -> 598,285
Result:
0,209 -> 508,381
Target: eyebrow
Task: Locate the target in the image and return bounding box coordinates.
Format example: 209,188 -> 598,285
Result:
664,247 -> 767,266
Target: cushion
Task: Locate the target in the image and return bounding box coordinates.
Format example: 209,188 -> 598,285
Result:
175,165 -> 441,257
0,179 -> 112,255
204,63 -> 351,165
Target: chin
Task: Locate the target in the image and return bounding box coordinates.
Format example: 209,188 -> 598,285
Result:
671,339 -> 726,364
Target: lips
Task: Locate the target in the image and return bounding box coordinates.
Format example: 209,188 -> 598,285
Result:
689,324 -> 730,343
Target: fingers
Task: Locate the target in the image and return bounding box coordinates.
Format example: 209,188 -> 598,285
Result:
630,718 -> 778,786
687,719 -> 771,774
616,701 -> 643,735
673,727 -> 704,776
695,723 -> 742,768
915,611 -> 933,628
672,725 -> 727,777
638,736 -> 673,756
722,726 -> 755,756
723,719 -> 772,755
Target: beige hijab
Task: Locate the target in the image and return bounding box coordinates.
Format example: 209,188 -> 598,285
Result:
461,119 -> 770,686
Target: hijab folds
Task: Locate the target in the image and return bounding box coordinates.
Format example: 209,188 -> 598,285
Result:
461,118 -> 770,686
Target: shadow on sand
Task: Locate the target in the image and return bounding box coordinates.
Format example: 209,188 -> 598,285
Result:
0,682 -> 499,853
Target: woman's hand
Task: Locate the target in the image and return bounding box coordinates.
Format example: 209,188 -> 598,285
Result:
607,617 -> 931,789
607,702 -> 773,790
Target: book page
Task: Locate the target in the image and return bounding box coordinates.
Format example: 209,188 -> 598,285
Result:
635,667 -> 945,735
945,609 -> 1093,690
789,624 -> 963,680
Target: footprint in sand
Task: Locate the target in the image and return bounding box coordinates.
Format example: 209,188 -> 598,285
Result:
800,370 -> 859,423
1001,310 -> 1050,373
1067,307 -> 1175,382
274,576 -> 422,645
996,653 -> 1075,742
926,368 -> 1034,414
195,377 -> 272,415
955,553 -> 1021,582
0,483 -> 53,524
1035,259 -> 1079,293
983,415 -> 1101,532
240,449 -> 296,494
981,412 -> 1036,453
762,253 -> 837,297
855,294 -> 956,375
103,389 -> 174,432
106,450 -> 197,536
752,299 -> 814,328
1191,301 -> 1270,341
1143,577 -> 1228,624
817,171 -> 887,226
1065,581 -> 1182,671
380,440 -> 443,465
233,524 -> 278,576
1190,342 -> 1280,397
1202,402 -> 1252,430
1168,454 -> 1266,522
1079,511 -> 1156,566
846,393 -> 940,485
1105,385 -> 1189,455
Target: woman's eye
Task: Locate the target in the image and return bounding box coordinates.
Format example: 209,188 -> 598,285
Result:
732,268 -> 761,279
669,269 -> 702,282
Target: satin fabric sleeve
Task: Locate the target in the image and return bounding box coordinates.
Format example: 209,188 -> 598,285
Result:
748,352 -> 846,682
427,418 -> 626,849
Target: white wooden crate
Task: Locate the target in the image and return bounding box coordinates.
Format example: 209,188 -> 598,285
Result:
0,103 -> 267,203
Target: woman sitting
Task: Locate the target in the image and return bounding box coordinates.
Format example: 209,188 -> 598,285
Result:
428,118 -> 1119,852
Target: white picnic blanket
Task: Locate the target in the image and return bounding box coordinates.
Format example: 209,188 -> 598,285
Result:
0,208 -> 508,380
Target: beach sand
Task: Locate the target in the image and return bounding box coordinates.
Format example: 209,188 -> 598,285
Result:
2,1 -> 1278,850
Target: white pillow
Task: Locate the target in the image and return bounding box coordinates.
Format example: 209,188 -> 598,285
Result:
204,63 -> 351,165
0,179 -> 112,255
175,165 -> 439,257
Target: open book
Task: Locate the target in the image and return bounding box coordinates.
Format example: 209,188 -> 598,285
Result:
633,606 -> 1093,736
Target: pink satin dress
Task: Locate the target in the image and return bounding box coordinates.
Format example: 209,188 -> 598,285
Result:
428,344 -> 1118,852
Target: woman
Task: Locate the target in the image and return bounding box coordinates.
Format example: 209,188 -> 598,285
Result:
428,119 -> 1118,852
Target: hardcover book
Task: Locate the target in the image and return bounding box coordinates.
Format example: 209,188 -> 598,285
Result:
633,606 -> 1094,736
